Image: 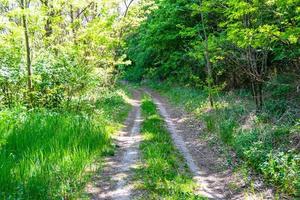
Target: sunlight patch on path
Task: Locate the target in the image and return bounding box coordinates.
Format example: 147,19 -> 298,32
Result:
87,91 -> 142,200
108,113 -> 142,200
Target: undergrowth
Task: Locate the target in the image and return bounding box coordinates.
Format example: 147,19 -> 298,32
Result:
0,86 -> 131,199
136,95 -> 205,199
148,80 -> 300,197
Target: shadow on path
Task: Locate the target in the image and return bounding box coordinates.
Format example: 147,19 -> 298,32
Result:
86,90 -> 142,200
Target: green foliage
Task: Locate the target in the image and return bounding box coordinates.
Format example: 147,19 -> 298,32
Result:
266,74 -> 298,98
122,65 -> 145,83
152,82 -> 300,196
261,152 -> 300,195
219,119 -> 236,145
0,0 -> 128,108
137,95 -> 205,199
124,0 -> 207,84
0,1 -> 136,197
203,114 -> 217,133
124,0 -> 300,111
0,112 -> 108,199
234,129 -> 260,158
0,87 -> 131,199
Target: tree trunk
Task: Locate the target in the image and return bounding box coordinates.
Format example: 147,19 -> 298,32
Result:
21,0 -> 33,99
251,80 -> 263,112
41,0 -> 54,37
257,81 -> 263,111
205,50 -> 214,108
70,5 -> 77,43
199,1 -> 214,108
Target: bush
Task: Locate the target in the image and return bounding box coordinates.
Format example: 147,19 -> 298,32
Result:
123,65 -> 144,82
219,119 -> 236,145
233,129 -> 258,157
266,75 -> 295,98
260,152 -> 300,195
264,99 -> 288,116
203,114 -> 217,132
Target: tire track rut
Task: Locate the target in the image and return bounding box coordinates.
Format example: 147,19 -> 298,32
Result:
146,90 -> 274,200
86,90 -> 142,200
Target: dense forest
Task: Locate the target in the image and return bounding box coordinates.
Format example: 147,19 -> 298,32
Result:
125,0 -> 300,110
0,0 -> 299,199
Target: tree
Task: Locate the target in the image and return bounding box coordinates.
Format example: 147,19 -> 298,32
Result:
20,0 -> 33,98
0,0 -> 127,107
223,0 -> 299,111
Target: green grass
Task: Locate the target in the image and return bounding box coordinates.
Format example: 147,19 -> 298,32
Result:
0,87 -> 131,199
136,95 -> 205,199
148,82 -> 300,197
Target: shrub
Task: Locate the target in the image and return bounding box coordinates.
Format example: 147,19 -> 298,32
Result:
264,99 -> 288,116
260,152 -> 300,195
244,141 -> 270,169
265,75 -> 295,98
203,114 -> 217,133
219,119 -> 236,145
123,65 -> 144,82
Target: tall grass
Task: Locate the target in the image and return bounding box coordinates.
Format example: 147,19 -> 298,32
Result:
0,88 -> 131,199
136,95 -> 205,199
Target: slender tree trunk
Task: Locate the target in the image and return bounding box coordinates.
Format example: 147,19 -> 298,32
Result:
21,0 -> 33,99
258,82 -> 263,110
123,0 -> 135,18
70,5 -> 77,43
116,0 -> 135,57
251,81 -> 260,112
199,1 -> 214,108
41,0 -> 54,37
232,71 -> 237,89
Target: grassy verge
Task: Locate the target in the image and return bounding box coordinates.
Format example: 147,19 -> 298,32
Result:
0,86 -> 131,199
147,82 -> 300,197
136,95 -> 205,199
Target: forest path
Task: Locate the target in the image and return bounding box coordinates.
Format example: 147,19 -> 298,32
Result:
146,89 -> 274,200
86,89 -> 142,200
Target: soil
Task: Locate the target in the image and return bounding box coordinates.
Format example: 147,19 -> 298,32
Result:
86,90 -> 142,200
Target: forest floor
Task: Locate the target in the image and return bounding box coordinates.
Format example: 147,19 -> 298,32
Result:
86,87 -> 275,200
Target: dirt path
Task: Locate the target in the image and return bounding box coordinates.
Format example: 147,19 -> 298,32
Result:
86,87 -> 274,200
146,90 -> 274,200
86,90 -> 142,200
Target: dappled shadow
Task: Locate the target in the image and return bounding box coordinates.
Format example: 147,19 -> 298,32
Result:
86,89 -> 143,200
